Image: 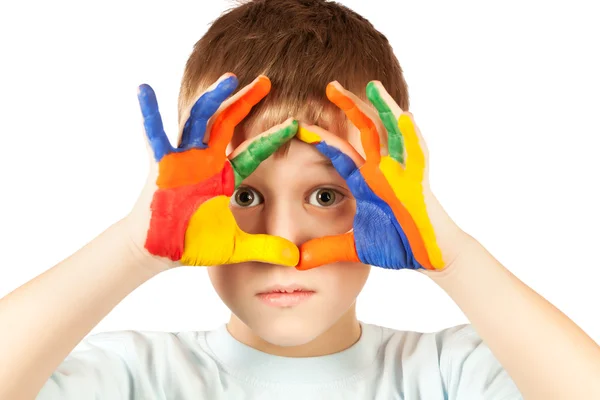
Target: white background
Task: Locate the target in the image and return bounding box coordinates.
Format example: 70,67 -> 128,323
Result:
0,0 -> 598,341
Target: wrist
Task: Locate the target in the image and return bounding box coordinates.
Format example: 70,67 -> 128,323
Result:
421,189 -> 474,272
418,231 -> 478,279
113,217 -> 174,278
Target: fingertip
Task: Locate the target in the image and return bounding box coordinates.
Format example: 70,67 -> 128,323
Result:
398,112 -> 413,127
326,82 -> 341,100
256,75 -> 272,93
280,245 -> 300,268
296,252 -> 317,271
257,74 -> 271,84
286,119 -> 299,138
137,83 -> 154,99
326,83 -> 355,112
220,75 -> 239,92
219,72 -> 237,82
286,118 -> 299,131
365,80 -> 379,100
297,125 -> 322,144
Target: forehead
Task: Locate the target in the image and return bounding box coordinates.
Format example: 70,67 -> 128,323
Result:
226,117 -> 365,160
226,124 -> 365,161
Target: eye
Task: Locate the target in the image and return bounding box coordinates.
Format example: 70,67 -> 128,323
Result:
231,186 -> 263,208
307,188 -> 344,208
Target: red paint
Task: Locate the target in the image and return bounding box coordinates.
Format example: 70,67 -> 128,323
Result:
144,162 -> 235,260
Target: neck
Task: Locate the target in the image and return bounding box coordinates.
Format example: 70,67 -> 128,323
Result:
226,304 -> 362,357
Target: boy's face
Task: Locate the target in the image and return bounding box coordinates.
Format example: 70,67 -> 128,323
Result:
207,129 -> 370,347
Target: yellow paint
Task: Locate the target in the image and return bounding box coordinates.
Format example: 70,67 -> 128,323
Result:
398,114 -> 425,179
182,196 -> 299,266
378,115 -> 445,270
297,126 -> 322,143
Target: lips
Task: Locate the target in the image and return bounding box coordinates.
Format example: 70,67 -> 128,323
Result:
258,284 -> 313,294
256,284 -> 316,307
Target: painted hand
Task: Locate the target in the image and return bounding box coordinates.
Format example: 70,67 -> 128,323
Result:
296,81 -> 463,271
136,74 -> 299,267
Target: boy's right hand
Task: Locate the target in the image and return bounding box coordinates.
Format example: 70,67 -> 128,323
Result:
126,74 -> 299,270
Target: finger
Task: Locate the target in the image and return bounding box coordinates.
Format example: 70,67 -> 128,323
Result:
297,124 -> 364,180
366,81 -> 405,164
230,229 -> 300,267
326,81 -> 385,164
229,118 -> 298,187
180,74 -> 238,150
297,232 -> 359,270
207,75 -> 271,154
398,112 -> 427,179
138,84 -> 172,162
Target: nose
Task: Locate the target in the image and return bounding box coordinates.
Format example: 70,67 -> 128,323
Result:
262,198 -> 313,247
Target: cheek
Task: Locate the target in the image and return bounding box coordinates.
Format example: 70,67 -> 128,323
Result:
229,206 -> 262,234
312,199 -> 356,236
310,261 -> 370,300
207,263 -> 256,302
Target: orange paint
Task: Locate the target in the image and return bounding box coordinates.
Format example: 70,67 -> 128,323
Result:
208,76 -> 272,153
360,163 -> 434,270
156,149 -> 226,189
297,232 -> 359,271
326,84 -> 381,163
325,83 -> 434,270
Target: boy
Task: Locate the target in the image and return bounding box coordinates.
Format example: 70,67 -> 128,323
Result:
1,0 -> 599,399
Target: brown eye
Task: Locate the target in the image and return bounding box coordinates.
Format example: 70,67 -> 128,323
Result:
231,187 -> 262,207
308,188 -> 342,207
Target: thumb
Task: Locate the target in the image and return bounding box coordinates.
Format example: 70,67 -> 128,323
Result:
297,232 -> 359,270
229,229 -> 300,267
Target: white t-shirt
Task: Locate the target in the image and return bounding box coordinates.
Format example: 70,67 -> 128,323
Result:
37,322 -> 523,399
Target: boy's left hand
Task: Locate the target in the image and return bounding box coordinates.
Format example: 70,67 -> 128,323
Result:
296,81 -> 468,271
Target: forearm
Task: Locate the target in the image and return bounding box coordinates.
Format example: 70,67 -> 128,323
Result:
0,218 -> 163,400
421,234 -> 600,400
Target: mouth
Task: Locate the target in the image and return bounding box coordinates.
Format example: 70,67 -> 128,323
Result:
256,285 -> 316,307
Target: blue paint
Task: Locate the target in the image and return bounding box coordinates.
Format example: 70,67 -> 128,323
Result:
180,76 -> 238,150
138,84 -> 172,162
137,77 -> 238,162
314,141 -> 424,270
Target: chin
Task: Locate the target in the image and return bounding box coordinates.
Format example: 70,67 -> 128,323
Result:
250,314 -> 325,347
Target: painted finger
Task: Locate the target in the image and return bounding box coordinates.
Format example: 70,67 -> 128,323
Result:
326,81 -> 385,164
398,112 -> 427,179
297,124 -> 365,168
231,229 -> 300,267
297,232 -> 359,270
297,124 -> 364,181
229,118 -> 298,187
180,74 -> 238,150
138,84 -> 172,162
206,75 -> 272,154
366,81 -> 405,164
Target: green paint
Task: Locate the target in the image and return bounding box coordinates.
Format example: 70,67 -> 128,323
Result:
230,119 -> 298,187
366,82 -> 405,164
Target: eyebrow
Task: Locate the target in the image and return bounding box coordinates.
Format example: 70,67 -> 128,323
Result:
309,158 -> 334,167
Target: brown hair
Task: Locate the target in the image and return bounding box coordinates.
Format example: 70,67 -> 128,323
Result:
177,0 -> 409,150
